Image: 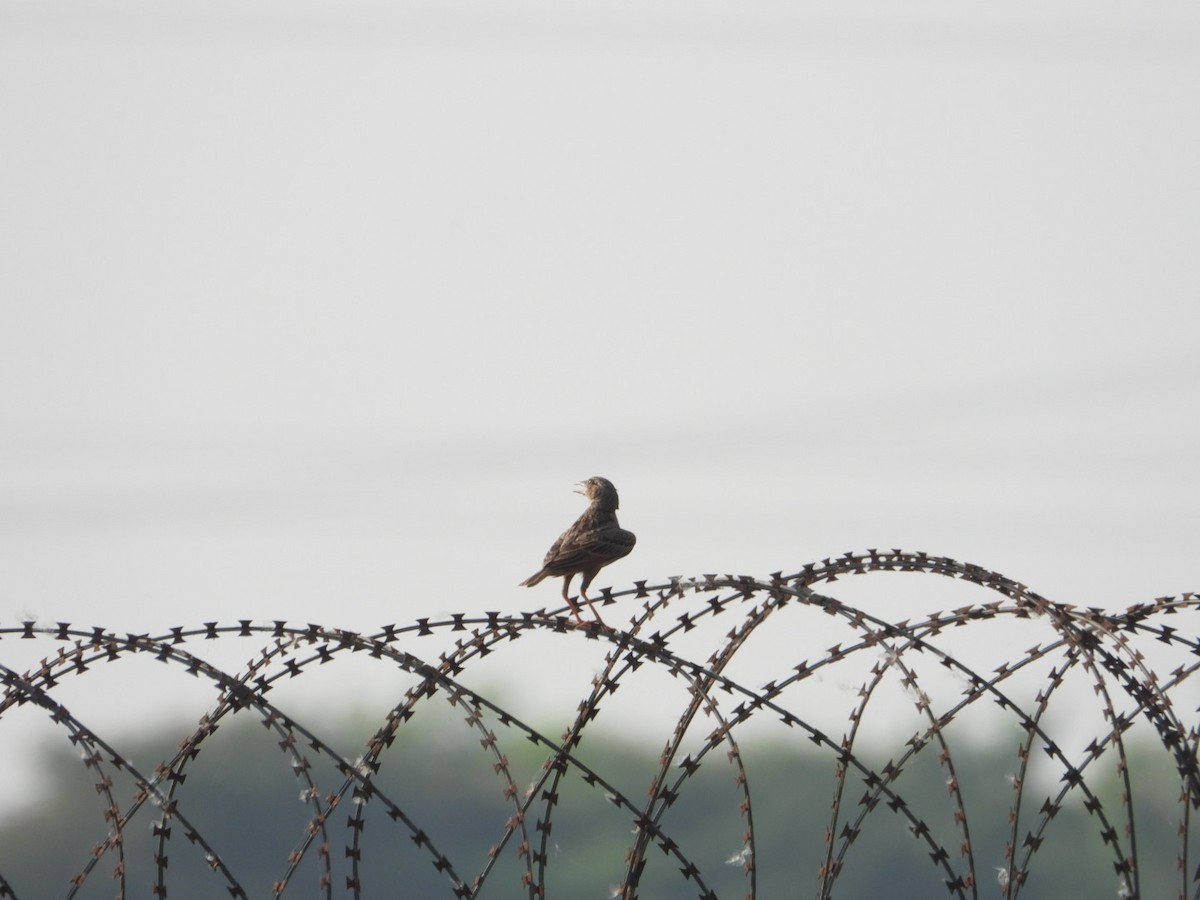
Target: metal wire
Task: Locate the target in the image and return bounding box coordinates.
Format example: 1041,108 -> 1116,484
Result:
1,549 -> 1197,899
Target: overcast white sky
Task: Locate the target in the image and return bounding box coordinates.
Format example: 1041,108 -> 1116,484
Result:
1,0 -> 1198,812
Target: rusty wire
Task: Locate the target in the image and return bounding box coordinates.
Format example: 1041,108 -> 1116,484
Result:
1,549 -> 1198,899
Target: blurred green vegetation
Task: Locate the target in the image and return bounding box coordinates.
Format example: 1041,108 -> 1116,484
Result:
0,712 -> 1189,899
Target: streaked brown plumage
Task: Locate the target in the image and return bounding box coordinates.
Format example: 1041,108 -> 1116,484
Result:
520,476 -> 636,626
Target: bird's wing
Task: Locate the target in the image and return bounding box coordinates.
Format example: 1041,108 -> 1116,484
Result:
540,523 -> 634,574
539,531 -> 569,569
538,511 -> 591,569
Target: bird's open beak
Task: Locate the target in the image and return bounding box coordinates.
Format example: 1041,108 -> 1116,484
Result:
573,482 -> 587,495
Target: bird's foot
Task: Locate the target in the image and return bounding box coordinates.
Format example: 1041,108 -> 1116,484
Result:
572,617 -> 613,633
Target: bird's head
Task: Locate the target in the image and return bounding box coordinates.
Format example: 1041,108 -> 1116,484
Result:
575,476 -> 620,510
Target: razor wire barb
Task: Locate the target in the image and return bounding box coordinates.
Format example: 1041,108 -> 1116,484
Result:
1,549 -> 1198,899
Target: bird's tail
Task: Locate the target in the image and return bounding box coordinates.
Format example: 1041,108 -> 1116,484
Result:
520,571 -> 547,588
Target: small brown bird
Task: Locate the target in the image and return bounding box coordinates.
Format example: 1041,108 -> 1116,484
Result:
520,476 -> 636,627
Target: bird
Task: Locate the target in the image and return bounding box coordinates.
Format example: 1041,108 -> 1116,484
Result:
520,476 -> 636,627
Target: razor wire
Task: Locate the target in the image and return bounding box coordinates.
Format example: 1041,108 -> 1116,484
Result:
1,549 -> 1198,899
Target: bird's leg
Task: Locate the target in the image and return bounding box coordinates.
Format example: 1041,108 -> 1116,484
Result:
579,589 -> 608,628
578,571 -> 610,628
561,576 -> 587,625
